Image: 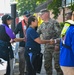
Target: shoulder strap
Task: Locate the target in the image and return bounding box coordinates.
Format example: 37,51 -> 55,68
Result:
61,22 -> 70,38
21,20 -> 27,41
61,20 -> 74,50
62,43 -> 71,50
21,20 -> 26,36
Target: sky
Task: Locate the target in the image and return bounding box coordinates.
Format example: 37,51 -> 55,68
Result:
66,0 -> 74,5
0,0 -> 11,13
0,0 -> 74,14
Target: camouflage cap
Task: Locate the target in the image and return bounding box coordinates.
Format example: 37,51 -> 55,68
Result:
39,9 -> 49,15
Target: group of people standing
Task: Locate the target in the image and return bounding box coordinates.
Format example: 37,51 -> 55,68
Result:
14,9 -> 63,75
0,8 -> 74,75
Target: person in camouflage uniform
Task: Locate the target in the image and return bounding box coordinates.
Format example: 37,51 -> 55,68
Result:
37,9 -> 63,75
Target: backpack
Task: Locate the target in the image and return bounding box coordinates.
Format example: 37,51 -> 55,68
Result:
61,20 -> 74,50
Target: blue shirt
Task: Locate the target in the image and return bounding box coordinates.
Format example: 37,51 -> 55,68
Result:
25,27 -> 41,53
60,25 -> 74,67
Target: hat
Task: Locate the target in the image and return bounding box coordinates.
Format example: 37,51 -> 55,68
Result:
39,9 -> 49,15
2,14 -> 13,21
23,11 -> 31,17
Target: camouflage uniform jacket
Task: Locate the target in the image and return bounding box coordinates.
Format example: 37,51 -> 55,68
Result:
37,18 -> 61,48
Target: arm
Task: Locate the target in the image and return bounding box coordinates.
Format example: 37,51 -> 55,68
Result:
34,38 -> 54,45
10,38 -> 25,43
53,21 -> 61,38
53,21 -> 61,51
13,38 -> 24,42
5,26 -> 16,39
12,23 -> 25,42
5,24 -> 24,42
30,29 -> 54,45
14,23 -> 20,34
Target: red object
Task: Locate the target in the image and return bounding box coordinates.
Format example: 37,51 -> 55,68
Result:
16,17 -> 19,25
21,20 -> 26,41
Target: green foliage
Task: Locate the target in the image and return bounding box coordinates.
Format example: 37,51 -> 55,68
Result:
17,0 -> 74,18
17,0 -> 40,16
47,0 -> 74,19
68,2 -> 74,11
48,0 -> 62,19
16,0 -> 47,16
60,22 -> 65,30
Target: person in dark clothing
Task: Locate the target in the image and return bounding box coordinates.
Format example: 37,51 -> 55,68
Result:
0,14 -> 24,75
25,16 -> 54,75
14,11 -> 31,75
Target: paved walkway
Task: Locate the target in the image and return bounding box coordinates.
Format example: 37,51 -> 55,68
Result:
14,62 -> 47,75
14,59 -> 57,75
14,45 -> 57,75
0,45 -> 57,75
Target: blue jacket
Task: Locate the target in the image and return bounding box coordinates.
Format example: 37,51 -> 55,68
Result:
60,25 -> 74,67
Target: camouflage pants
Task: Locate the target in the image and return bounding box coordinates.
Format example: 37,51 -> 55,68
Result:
44,48 -> 63,75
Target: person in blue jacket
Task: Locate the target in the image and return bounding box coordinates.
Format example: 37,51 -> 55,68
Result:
25,16 -> 54,75
60,12 -> 74,75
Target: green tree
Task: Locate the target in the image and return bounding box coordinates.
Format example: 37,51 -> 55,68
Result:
37,0 -> 74,19
17,0 -> 74,18
48,0 -> 62,19
16,0 -> 41,16
47,0 -> 74,19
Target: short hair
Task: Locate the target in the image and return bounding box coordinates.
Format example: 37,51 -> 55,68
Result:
65,11 -> 72,16
27,16 -> 36,28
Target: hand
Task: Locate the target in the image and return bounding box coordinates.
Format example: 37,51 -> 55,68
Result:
23,37 -> 26,42
49,39 -> 55,45
54,45 -> 59,51
10,39 -> 15,43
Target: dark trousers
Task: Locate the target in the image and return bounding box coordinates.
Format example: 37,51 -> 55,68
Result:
5,58 -> 10,75
25,51 -> 36,75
